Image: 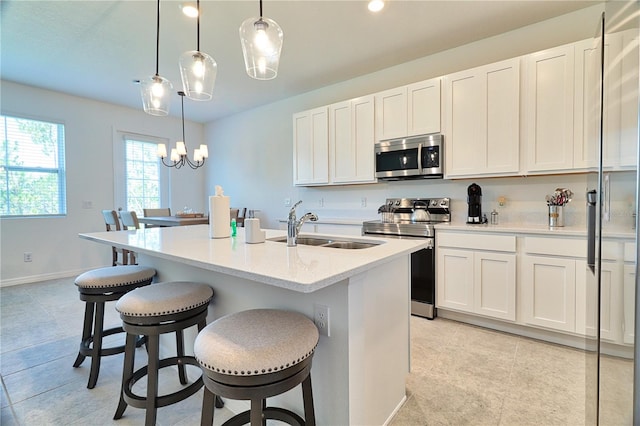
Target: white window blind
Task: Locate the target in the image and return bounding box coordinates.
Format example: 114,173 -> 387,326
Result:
0,115 -> 66,217
124,136 -> 161,215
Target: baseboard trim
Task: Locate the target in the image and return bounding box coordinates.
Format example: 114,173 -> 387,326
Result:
0,266 -> 107,287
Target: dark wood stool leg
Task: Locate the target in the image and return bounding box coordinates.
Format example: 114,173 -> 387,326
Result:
87,301 -> 105,389
302,374 -> 316,426
176,329 -> 188,385
201,387 -> 216,426
114,332 -> 137,420
73,301 -> 94,368
251,398 -> 263,425
145,334 -> 160,426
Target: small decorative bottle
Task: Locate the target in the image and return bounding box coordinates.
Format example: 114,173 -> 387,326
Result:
231,218 -> 237,237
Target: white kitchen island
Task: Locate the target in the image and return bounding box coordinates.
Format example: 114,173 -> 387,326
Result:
79,225 -> 427,425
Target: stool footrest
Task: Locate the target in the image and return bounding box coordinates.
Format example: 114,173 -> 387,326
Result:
223,407 -> 305,426
123,356 -> 203,410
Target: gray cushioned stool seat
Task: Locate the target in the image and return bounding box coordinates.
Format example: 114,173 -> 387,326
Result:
73,265 -> 156,389
114,281 -> 214,426
116,281 -> 213,319
195,309 -> 319,426
76,265 -> 156,290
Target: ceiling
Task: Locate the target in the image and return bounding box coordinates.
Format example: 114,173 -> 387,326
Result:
1,0 -> 598,123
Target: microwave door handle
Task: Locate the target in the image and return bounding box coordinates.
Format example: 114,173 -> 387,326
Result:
417,143 -> 423,172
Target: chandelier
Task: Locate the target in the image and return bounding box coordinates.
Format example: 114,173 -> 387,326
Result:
157,91 -> 208,169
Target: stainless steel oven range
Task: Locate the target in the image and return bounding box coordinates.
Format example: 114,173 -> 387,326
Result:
362,197 -> 450,319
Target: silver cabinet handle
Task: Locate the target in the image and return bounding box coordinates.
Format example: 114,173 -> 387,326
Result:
586,189 -> 597,274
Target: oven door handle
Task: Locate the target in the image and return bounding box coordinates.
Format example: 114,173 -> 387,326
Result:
417,143 -> 423,172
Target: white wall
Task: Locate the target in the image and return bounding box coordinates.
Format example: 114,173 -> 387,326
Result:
0,81 -> 206,285
205,4 -> 629,230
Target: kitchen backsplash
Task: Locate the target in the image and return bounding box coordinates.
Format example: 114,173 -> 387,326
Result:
296,171 -> 637,230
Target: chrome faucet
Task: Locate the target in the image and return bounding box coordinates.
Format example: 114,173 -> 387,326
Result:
287,200 -> 318,247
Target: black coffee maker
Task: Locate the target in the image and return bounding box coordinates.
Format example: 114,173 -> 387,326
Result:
467,183 -> 486,224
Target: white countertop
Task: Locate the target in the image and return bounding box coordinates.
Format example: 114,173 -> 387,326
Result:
79,225 -> 427,293
436,221 -> 635,239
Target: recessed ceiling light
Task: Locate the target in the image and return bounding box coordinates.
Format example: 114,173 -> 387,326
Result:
181,3 -> 198,18
368,0 -> 384,12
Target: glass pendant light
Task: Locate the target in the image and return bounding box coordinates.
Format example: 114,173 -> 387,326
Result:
141,0 -> 172,116
239,0 -> 283,80
157,91 -> 208,169
179,0 -> 217,100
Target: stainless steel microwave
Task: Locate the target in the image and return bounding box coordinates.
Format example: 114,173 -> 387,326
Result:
374,133 -> 443,180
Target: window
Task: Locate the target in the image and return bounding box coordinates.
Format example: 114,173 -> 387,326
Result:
124,137 -> 162,215
0,114 -> 66,217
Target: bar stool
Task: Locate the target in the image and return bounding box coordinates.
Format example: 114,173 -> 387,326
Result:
113,281 -> 214,426
73,265 -> 156,389
195,309 -> 319,426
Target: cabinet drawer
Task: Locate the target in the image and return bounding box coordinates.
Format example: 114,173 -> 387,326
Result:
437,232 -> 515,252
524,236 -> 584,257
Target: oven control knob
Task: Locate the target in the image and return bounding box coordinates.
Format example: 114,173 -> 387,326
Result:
430,200 -> 437,207
395,200 -> 400,206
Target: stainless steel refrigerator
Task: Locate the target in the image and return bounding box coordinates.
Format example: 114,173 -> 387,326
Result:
585,2 -> 639,424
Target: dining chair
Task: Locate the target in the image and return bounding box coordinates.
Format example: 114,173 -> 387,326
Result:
120,211 -> 140,230
236,207 -> 247,227
143,208 -> 171,217
142,208 -> 171,228
119,211 -> 140,264
101,210 -> 129,266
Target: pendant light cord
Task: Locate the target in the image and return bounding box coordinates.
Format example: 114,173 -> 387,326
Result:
196,0 -> 200,52
259,0 -> 263,17
155,0 -> 160,76
180,92 -> 186,143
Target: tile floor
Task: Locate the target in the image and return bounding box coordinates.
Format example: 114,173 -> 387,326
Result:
0,278 -> 633,425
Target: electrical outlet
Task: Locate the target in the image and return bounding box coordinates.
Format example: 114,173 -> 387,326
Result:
314,303 -> 330,337
284,198 -> 291,207
318,198 -> 324,207
23,252 -> 32,262
361,197 -> 367,207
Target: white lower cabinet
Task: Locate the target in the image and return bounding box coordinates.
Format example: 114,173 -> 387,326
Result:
623,242 -> 636,345
437,232 -> 516,321
522,255 -> 579,332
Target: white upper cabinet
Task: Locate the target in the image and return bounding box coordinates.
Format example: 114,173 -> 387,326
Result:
444,58 -> 520,178
375,77 -> 441,141
407,79 -> 441,136
524,44 -> 575,173
293,107 -> 329,186
329,95 -> 376,184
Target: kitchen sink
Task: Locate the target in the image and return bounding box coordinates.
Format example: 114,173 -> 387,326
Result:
267,236 -> 382,249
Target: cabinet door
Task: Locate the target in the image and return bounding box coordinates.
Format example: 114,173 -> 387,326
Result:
375,87 -> 407,141
485,59 -> 520,174
407,78 -> 441,136
623,264 -> 636,344
329,101 -> 353,183
329,96 -> 375,184
619,30 -> 640,167
522,255 -> 576,332
352,96 -> 376,182
444,69 -> 484,176
474,252 -> 516,321
293,107 -> 328,185
579,260 -> 622,342
437,248 -> 474,313
525,44 -> 575,172
444,58 -> 519,177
